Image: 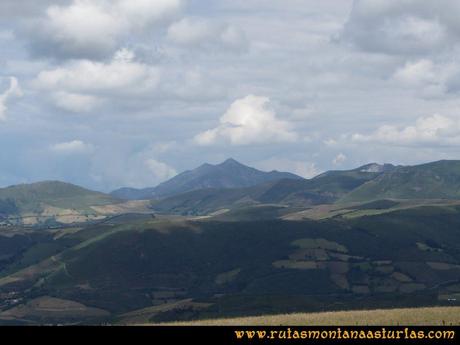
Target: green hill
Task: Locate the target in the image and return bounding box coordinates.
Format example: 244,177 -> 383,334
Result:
342,160 -> 460,203
0,181 -> 120,226
0,181 -> 117,213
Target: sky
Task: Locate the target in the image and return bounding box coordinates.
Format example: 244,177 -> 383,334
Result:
2,0 -> 460,192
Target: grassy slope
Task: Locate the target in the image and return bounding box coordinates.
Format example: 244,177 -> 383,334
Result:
342,160 -> 460,203
1,203 -> 460,323
0,182 -> 124,227
0,204 -> 459,322
161,306 -> 460,326
0,181 -> 117,212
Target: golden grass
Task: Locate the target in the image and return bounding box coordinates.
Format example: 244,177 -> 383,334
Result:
157,307 -> 460,326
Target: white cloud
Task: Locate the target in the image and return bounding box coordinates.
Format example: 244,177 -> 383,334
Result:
167,18 -> 213,45
194,95 -> 298,146
167,17 -> 248,51
33,48 -> 160,111
0,77 -> 23,121
393,59 -> 437,86
352,114 -> 460,146
42,1 -> 121,59
52,91 -> 103,113
145,158 -> 177,182
391,59 -> 450,98
323,138 -> 338,147
333,153 -> 347,165
391,59 -> 460,98
29,0 -> 183,59
50,140 -> 93,154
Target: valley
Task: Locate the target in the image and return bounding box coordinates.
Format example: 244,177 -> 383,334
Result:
0,159 -> 459,325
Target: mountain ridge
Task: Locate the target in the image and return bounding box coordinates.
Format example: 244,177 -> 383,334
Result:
111,158 -> 304,200
151,162 -> 397,215
341,159 -> 460,202
5,159 -> 460,220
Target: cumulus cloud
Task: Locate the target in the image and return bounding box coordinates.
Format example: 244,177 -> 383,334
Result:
0,77 -> 23,121
393,59 -> 437,86
390,58 -> 460,98
33,48 -> 160,111
50,140 -> 93,154
352,114 -> 460,146
27,0 -> 183,60
194,95 -> 298,146
167,17 -> 248,51
391,59 -> 452,98
333,153 -> 347,165
52,92 -> 103,113
145,158 -> 177,182
340,0 -> 460,56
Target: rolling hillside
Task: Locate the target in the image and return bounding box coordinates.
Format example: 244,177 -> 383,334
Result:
0,181 -> 117,213
0,203 -> 459,324
342,160 -> 460,202
0,181 -> 127,226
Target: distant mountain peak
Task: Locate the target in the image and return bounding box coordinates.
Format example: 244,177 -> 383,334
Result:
111,158 -> 303,200
358,163 -> 394,173
219,158 -> 243,166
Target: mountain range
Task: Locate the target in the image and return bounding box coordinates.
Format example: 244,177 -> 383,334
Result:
150,162 -> 395,215
111,158 -> 303,200
0,158 -> 460,324
3,159 -> 460,224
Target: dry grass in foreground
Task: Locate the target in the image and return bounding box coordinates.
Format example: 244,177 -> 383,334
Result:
155,307 -> 460,326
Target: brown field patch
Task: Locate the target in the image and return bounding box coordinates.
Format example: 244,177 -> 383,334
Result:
156,307 -> 460,326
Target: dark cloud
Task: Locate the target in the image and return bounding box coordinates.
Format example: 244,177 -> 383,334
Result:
340,0 -> 460,56
0,0 -> 70,18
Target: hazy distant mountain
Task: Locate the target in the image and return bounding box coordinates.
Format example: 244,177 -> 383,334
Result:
152,163 -> 396,215
341,160 -> 460,202
111,158 -> 304,200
